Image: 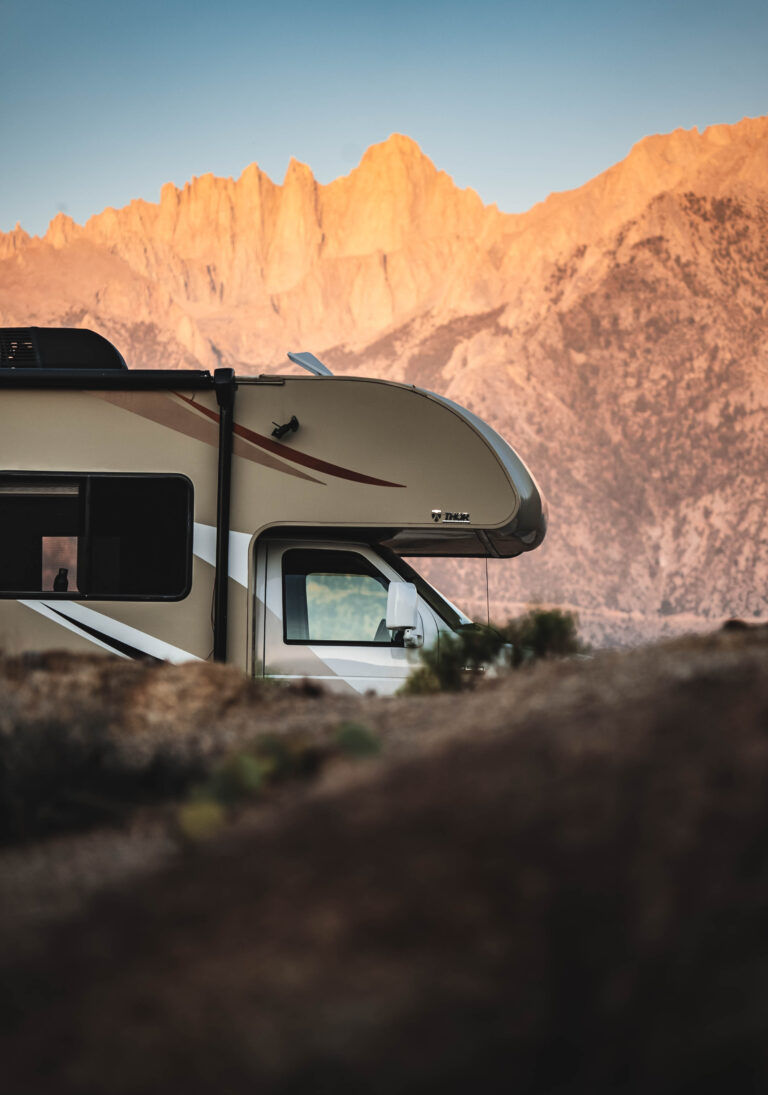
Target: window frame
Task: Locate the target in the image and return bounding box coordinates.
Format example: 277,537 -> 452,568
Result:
281,547 -> 400,647
0,470 -> 194,602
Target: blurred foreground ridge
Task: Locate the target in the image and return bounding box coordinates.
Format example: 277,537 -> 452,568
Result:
2,624 -> 768,1092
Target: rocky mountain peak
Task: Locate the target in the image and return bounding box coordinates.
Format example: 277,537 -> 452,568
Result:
1,117 -> 767,643
282,157 -> 316,188
358,132 -> 430,170
0,223 -> 32,260
46,212 -> 81,250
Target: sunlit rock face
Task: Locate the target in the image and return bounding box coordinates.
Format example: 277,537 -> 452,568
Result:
2,118 -> 767,642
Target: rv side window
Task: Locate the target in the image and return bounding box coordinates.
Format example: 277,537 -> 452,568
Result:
0,474 -> 192,600
283,549 -> 393,645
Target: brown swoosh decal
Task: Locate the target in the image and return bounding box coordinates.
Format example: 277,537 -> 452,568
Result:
93,391 -> 322,484
175,393 -> 406,488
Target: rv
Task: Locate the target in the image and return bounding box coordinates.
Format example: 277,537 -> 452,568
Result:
0,327 -> 546,694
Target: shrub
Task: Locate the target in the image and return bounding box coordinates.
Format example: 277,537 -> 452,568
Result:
208,751 -> 267,806
500,607 -> 582,666
334,721 -> 381,758
399,665 -> 443,695
400,626 -> 504,694
176,799 -> 227,843
177,726 -> 381,842
401,607 -> 583,694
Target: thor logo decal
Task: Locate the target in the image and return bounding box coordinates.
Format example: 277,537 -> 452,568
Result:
430,510 -> 471,523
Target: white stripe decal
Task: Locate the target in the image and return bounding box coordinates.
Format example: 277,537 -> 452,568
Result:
267,673 -> 401,697
193,523 -> 251,588
19,601 -> 129,658
19,601 -> 200,664
309,647 -> 413,671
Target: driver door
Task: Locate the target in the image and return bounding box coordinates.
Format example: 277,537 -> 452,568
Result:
258,541 -> 433,695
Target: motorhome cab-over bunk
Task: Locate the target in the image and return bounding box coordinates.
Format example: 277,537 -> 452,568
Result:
0,327 -> 547,694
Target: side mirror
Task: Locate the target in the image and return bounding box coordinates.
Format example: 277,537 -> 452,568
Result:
386,582 -> 423,648
386,582 -> 418,629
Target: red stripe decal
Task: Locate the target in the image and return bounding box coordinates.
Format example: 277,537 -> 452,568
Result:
174,393 -> 405,488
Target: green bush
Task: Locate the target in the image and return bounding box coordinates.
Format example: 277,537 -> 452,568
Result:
401,607 -> 583,694
177,725 -> 380,842
500,607 -> 582,666
334,721 -> 381,758
399,665 -> 443,695
400,626 -> 504,694
207,751 -> 267,805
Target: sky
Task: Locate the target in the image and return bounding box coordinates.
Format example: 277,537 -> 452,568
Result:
2,0 -> 768,237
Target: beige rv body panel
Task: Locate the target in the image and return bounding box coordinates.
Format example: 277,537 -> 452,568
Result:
0,374 -> 545,677
228,378 -> 518,529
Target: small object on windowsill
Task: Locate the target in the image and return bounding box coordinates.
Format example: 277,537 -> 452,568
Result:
53,567 -> 68,592
272,415 -> 299,440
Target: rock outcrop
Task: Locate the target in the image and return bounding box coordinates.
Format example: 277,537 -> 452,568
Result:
2,119 -> 767,641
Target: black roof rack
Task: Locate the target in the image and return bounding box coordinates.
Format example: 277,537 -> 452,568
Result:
0,327 -> 128,370
0,368 -> 216,390
0,367 -> 216,389
0,327 -> 219,390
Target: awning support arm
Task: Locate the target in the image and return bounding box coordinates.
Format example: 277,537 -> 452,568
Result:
213,368 -> 236,662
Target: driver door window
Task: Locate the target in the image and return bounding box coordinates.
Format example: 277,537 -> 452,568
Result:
283,549 -> 392,645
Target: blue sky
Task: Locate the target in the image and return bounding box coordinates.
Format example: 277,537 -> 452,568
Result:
3,0 -> 768,236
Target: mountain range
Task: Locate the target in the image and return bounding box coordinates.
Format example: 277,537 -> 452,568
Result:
2,117 -> 767,643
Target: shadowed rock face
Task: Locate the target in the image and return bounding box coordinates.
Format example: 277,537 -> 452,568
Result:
2,628 -> 768,1094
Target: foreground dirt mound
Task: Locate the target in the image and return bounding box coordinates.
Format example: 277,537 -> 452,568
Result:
2,627 -> 768,1093
0,651 -> 368,844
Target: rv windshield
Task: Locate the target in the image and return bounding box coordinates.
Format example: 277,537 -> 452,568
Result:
377,547 -> 472,631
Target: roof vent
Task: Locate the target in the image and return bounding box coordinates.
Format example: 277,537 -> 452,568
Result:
0,327 -> 127,370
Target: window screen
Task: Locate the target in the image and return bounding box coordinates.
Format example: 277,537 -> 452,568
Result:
283,549 -> 393,645
0,474 -> 192,599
